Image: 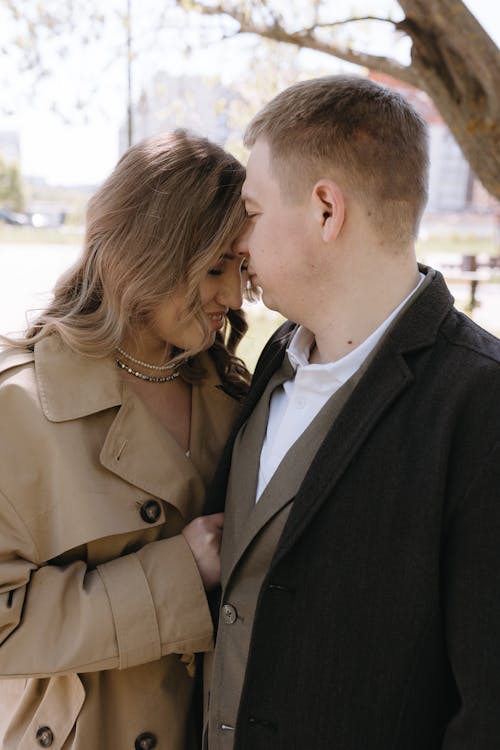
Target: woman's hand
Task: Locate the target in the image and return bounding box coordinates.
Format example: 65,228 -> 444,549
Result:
182,513 -> 224,590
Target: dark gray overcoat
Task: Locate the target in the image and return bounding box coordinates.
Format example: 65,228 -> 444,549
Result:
205,268 -> 500,749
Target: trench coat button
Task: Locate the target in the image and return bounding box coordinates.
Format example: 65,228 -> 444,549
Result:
222,603 -> 238,624
140,499 -> 161,524
135,732 -> 157,750
36,727 -> 54,747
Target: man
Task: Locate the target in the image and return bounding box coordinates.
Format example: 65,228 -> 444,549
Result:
204,75 -> 500,749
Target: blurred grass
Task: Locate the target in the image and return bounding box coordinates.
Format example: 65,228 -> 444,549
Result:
0,225 -> 84,245
2,226 -> 497,255
238,304 -> 284,372
416,235 -> 499,260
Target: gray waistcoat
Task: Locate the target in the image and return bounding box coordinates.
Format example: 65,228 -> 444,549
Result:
207,354 -> 367,750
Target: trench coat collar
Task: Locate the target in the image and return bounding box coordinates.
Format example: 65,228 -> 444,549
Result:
34,335 -> 121,422
33,334 -> 228,423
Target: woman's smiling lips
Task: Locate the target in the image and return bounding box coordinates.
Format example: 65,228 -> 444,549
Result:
206,311 -> 227,330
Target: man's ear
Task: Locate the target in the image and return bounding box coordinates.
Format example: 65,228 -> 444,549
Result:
311,180 -> 345,242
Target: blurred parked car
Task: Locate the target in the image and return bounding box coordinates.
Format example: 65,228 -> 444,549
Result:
0,207 -> 66,228
0,208 -> 31,226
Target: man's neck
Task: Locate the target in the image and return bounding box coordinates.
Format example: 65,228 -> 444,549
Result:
308,259 -> 420,364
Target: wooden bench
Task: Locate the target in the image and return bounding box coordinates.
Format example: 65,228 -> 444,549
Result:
440,255 -> 498,312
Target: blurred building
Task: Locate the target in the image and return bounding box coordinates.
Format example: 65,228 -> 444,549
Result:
0,130 -> 20,164
119,72 -> 236,155
369,72 -> 499,218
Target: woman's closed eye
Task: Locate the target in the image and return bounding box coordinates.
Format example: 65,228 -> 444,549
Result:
207,255 -> 248,276
208,265 -> 224,276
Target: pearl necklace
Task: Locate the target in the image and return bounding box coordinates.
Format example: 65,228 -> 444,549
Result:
116,346 -> 178,371
115,357 -> 180,383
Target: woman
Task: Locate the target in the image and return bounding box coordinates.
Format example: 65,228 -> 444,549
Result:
0,130 -> 251,750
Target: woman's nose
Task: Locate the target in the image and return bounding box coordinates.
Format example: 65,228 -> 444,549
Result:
233,225 -> 251,256
218,267 -> 244,310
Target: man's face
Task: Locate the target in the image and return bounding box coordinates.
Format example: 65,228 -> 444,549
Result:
242,139 -> 314,318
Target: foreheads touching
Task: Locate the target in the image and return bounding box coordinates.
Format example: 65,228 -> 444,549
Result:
33,130 -> 249,357
244,75 -> 430,245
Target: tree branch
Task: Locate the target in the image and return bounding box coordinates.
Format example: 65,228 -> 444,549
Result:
301,15 -> 398,35
398,0 -> 500,109
175,1 -> 419,87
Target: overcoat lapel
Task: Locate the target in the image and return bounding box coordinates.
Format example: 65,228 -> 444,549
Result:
274,346 -> 413,565
274,269 -> 454,565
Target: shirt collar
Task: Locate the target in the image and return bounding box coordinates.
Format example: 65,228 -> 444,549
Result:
286,272 -> 425,384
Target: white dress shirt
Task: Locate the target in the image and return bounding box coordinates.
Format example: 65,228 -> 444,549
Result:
255,274 -> 425,501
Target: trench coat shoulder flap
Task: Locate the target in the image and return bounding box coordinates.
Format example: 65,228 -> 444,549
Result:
271,270 -> 455,566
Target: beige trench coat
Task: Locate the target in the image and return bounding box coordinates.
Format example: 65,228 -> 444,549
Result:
0,334 -> 240,750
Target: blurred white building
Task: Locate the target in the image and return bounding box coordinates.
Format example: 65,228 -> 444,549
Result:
0,130 -> 20,164
370,72 -> 498,216
119,72 -> 235,154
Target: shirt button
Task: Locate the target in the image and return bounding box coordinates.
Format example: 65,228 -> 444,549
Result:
135,732 -> 157,750
140,499 -> 161,524
295,397 -> 306,408
36,727 -> 54,747
221,603 -> 238,624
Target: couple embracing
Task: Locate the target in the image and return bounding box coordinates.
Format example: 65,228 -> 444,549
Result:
1,75 -> 499,750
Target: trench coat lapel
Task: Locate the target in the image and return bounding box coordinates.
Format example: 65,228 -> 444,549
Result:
35,336 -> 238,521
99,385 -> 205,520
100,355 -> 240,521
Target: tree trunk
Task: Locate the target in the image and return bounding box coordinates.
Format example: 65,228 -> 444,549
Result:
398,0 -> 500,200
181,0 -> 500,200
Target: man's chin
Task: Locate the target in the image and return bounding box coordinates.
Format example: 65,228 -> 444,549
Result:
260,291 -> 280,314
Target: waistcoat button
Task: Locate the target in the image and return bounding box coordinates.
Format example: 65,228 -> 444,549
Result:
36,727 -> 54,747
135,732 -> 157,750
140,500 -> 161,524
222,603 -> 238,624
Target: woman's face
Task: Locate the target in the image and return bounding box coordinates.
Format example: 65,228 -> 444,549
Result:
147,231 -> 250,354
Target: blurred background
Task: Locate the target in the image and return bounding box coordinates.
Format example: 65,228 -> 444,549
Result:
1,0 -> 499,369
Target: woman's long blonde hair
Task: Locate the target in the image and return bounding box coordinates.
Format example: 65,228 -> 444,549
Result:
4,129 -> 251,395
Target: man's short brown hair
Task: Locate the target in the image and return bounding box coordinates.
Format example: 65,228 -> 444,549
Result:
244,75 -> 429,245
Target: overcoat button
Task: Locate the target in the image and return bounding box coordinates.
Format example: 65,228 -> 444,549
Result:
135,732 -> 157,750
222,603 -> 238,624
36,727 -> 54,747
140,500 -> 161,524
